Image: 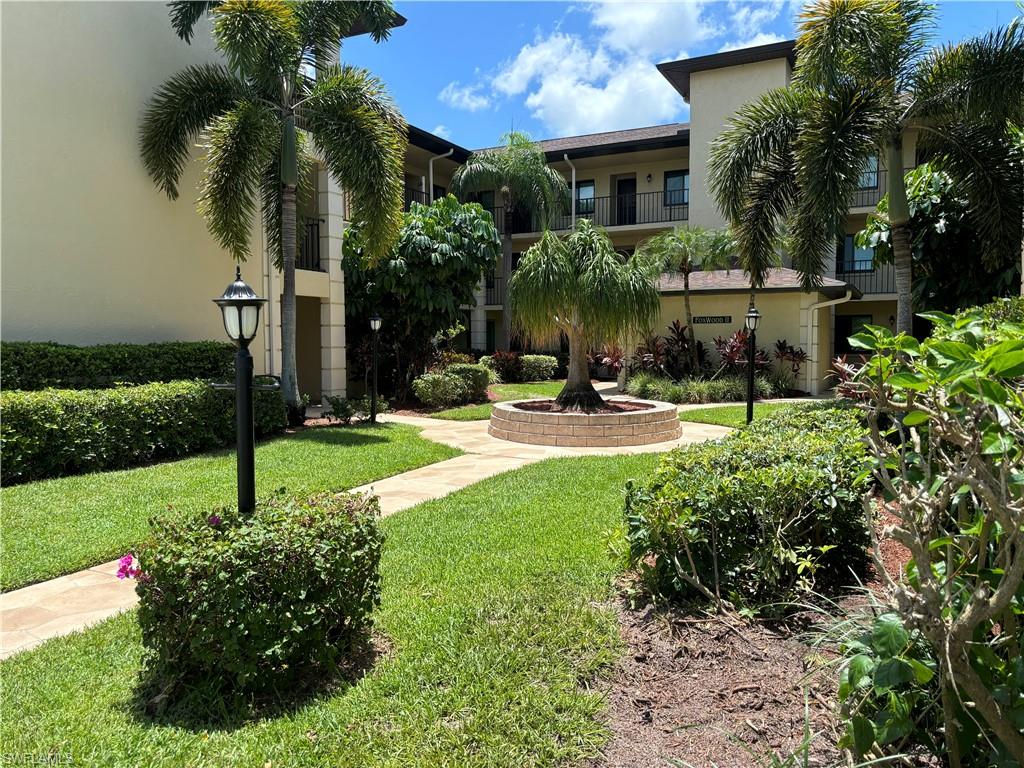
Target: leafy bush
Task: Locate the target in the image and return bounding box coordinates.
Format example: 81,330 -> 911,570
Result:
412,371 -> 469,407
435,349 -> 475,368
444,363 -> 490,401
480,351 -> 524,383
624,404 -> 870,607
1,341 -> 234,390
520,354 -> 558,381
624,373 -> 775,403
134,492 -> 382,694
0,380 -> 286,484
322,395 -> 388,424
712,329 -> 770,374
843,304 -> 1024,764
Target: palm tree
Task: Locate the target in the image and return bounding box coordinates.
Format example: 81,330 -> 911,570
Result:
638,226 -> 734,371
141,1 -> 406,420
708,1 -> 1024,335
510,219 -> 660,410
450,131 -> 569,349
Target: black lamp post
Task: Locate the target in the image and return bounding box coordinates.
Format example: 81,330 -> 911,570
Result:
213,267 -> 266,514
745,304 -> 761,425
369,314 -> 382,424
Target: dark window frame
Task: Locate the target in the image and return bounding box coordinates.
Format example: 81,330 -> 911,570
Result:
836,234 -> 875,273
858,155 -> 879,190
664,170 -> 689,206
575,179 -> 596,215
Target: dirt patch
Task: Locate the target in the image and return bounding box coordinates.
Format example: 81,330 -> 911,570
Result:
511,398 -> 654,415
592,600 -> 840,768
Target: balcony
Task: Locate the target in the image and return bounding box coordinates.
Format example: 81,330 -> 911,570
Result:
404,187 -> 429,211
850,170 -> 887,209
483,191 -> 689,235
484,274 -> 504,305
836,263 -> 896,295
298,216 -> 324,271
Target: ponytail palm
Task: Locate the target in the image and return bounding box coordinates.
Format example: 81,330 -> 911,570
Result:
709,1 -> 1024,334
638,226 -> 734,370
451,131 -> 569,349
510,220 -> 660,410
140,1 -> 406,416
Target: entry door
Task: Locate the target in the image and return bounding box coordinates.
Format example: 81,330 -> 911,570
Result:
616,177 -> 637,225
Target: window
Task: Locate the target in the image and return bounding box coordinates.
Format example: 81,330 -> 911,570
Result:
576,180 -> 595,215
433,184 -> 446,201
858,155 -> 879,190
835,314 -> 873,354
836,234 -> 874,272
664,170 -> 689,206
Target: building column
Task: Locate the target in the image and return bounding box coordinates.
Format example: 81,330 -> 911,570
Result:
470,275 -> 487,352
319,168 -> 346,400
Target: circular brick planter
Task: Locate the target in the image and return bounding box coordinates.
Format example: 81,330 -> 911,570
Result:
489,399 -> 681,447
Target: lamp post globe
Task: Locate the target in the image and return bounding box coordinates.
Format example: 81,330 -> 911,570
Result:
744,304 -> 760,424
213,267 -> 267,514
369,314 -> 382,423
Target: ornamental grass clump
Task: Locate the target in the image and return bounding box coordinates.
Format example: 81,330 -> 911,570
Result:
133,492 -> 382,696
623,404 -> 870,608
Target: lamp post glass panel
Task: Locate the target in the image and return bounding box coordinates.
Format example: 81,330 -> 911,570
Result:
369,314 -> 382,424
214,267 -> 266,514
744,306 -> 761,425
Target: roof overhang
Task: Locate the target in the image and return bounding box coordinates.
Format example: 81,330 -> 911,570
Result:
543,130 -> 690,162
407,126 -> 471,163
657,40 -> 796,102
344,11 -> 407,38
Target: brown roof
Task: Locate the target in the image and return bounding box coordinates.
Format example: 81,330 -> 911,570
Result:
658,40 -> 796,101
474,123 -> 689,159
658,267 -> 861,299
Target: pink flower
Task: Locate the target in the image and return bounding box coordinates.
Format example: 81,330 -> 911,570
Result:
116,554 -> 140,580
208,514 -> 222,527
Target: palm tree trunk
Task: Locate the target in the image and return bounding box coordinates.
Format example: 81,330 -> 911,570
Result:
500,232 -> 513,350
280,183 -> 302,423
683,270 -> 698,373
555,331 -> 603,411
886,140 -> 914,335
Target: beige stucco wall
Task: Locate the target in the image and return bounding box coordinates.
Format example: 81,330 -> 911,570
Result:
687,58 -> 792,229
1,2 -> 278,372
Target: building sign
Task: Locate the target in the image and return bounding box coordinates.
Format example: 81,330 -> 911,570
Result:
692,315 -> 732,325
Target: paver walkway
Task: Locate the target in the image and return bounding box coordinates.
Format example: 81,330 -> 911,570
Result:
0,414 -> 730,659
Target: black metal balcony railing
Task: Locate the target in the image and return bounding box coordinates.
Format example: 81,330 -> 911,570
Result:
836,263 -> 897,295
484,274 -> 504,305
404,187 -> 430,211
482,191 -> 689,235
298,216 -> 324,271
850,170 -> 888,209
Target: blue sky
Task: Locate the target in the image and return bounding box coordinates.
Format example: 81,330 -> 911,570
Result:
342,1 -> 1021,149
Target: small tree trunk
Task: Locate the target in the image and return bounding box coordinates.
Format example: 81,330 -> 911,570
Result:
683,270 -> 698,373
886,140 -> 914,335
555,331 -> 603,410
280,183 -> 302,423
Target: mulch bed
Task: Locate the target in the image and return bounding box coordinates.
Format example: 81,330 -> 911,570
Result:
511,398 -> 653,415
591,600 -> 840,768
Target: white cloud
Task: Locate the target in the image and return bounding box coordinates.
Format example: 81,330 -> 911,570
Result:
493,32 -> 612,97
438,81 -> 490,112
432,124 -> 451,139
718,31 -> 787,52
589,1 -> 721,58
728,0 -> 787,40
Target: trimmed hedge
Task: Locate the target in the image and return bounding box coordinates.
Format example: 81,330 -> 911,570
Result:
1,341 -> 234,390
520,355 -> 558,381
624,404 -> 870,607
135,491 -> 382,694
1,380 -> 286,484
444,363 -> 490,401
624,372 -> 776,403
412,371 -> 469,407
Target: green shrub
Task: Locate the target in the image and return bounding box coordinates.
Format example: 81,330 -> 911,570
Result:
324,395 -> 389,424
480,351 -> 524,383
412,371 -> 469,407
520,354 -> 558,381
624,404 -> 870,607
444,363 -> 490,402
134,492 -> 382,694
1,341 -> 234,390
0,381 -> 285,484
623,373 -> 775,404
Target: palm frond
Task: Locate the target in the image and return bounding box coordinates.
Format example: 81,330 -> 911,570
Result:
304,64 -> 406,264
508,230 -> 575,346
637,226 -> 734,274
167,1 -> 221,43
734,154 -> 795,289
197,100 -> 278,260
211,0 -> 301,83
140,63 -> 245,199
296,0 -> 397,68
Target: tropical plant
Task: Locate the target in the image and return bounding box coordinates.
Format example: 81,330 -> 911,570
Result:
713,329 -> 770,375
708,2 -> 1024,335
343,196 -> 500,397
509,219 -> 660,410
140,0 -> 407,421
633,335 -> 667,374
663,319 -> 706,379
857,163 -> 1022,311
450,131 -> 570,349
638,226 -> 734,369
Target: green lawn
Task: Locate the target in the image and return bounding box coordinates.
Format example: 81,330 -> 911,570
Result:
678,401 -> 804,428
1,454 -> 659,767
431,380 -> 567,420
1,424 -> 460,591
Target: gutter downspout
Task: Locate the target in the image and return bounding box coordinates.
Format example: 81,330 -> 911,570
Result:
263,212 -> 275,376
563,153 -> 576,228
428,148 -> 454,202
804,289 -> 854,395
